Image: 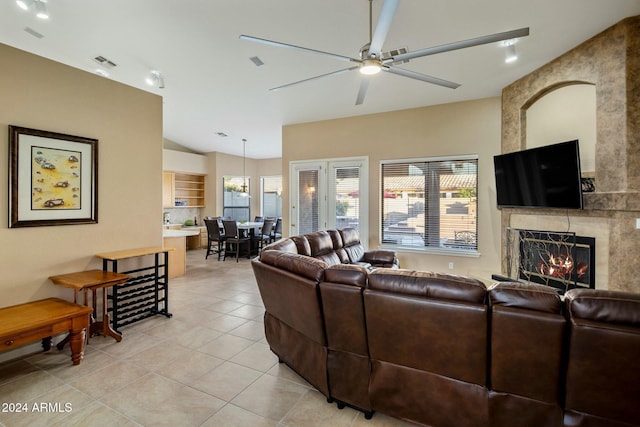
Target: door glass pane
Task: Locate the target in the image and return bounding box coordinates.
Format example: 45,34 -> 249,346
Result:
298,169 -> 319,234
335,167 -> 360,231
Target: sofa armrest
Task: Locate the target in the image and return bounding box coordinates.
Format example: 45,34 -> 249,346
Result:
361,249 -> 399,268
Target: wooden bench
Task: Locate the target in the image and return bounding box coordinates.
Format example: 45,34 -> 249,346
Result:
0,298 -> 92,365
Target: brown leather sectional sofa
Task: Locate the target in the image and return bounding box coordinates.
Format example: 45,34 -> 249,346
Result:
250,228 -> 640,427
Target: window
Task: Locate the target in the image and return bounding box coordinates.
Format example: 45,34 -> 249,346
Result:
381,156 -> 478,252
261,176 -> 282,219
223,176 -> 250,221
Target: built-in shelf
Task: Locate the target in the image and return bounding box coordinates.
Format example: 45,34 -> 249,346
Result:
163,172 -> 206,208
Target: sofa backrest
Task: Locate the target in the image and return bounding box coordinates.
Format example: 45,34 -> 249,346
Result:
488,282 -> 566,427
319,263 -> 371,410
327,229 -> 350,263
339,228 -> 365,264
304,230 -> 343,266
563,289 -> 640,427
262,237 -> 298,254
365,269 -> 488,385
320,264 -> 369,355
291,234 -> 311,256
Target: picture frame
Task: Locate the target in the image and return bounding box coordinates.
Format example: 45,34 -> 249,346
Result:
8,125 -> 98,228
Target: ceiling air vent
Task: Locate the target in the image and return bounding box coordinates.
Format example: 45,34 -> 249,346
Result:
93,55 -> 117,68
24,27 -> 44,39
249,56 -> 264,67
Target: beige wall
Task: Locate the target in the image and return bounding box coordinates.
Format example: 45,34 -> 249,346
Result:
205,152 -> 282,218
282,97 -> 503,278
0,44 -> 163,308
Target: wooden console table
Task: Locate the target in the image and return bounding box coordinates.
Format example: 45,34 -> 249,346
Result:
0,298 -> 92,365
49,270 -> 130,344
95,247 -> 173,332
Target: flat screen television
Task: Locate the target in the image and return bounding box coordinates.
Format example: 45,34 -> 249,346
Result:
494,140 -> 583,209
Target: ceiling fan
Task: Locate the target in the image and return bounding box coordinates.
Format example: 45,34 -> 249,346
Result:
240,0 -> 529,105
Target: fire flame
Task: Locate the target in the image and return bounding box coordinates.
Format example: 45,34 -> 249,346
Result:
538,252 -> 588,280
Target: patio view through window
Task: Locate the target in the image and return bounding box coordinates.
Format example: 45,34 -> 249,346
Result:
223,176 -> 250,221
381,156 -> 478,252
261,176 -> 282,219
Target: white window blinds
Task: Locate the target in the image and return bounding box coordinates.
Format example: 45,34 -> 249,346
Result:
381,157 -> 478,251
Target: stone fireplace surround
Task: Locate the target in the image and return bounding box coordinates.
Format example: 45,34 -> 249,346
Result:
500,16 -> 640,292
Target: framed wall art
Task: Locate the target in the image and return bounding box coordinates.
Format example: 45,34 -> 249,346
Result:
8,125 -> 98,228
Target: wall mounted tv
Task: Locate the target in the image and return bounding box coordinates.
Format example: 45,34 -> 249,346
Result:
494,140 -> 583,209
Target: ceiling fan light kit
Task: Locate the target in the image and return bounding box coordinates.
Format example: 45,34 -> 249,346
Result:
240,0 -> 529,105
359,58 -> 382,75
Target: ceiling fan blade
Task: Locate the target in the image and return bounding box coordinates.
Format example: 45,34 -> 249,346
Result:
388,27 -> 530,63
369,0 -> 399,56
269,66 -> 359,91
240,35 -> 359,63
355,78 -> 370,105
384,66 -> 461,89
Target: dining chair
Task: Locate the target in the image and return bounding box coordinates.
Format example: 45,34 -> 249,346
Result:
222,220 -> 251,262
254,216 -> 264,222
270,218 -> 283,242
204,218 -> 225,261
254,218 -> 274,253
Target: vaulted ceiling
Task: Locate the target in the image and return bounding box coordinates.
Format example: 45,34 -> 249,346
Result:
2,0 -> 639,158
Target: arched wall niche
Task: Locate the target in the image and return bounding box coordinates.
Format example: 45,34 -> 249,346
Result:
523,82 -> 597,175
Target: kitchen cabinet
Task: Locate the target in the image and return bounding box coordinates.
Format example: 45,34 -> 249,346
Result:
163,172 -> 206,208
162,172 -> 174,208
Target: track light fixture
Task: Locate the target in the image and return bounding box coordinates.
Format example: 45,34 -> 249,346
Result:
145,70 -> 165,89
16,0 -> 48,19
503,39 -> 518,63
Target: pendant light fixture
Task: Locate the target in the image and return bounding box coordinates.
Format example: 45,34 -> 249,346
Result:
240,138 -> 250,197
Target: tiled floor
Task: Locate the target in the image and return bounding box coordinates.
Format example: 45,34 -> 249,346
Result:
0,249 -> 415,427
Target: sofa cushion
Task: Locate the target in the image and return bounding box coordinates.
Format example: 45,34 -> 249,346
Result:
368,269 -> 487,304
565,289 -> 640,326
259,250 -> 327,282
489,281 -> 562,314
340,228 -> 366,264
304,230 -> 342,266
291,235 -> 311,256
325,264 -> 368,288
262,238 -> 298,254
327,229 -> 350,263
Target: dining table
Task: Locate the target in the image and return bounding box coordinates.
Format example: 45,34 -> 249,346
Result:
235,221 -> 266,255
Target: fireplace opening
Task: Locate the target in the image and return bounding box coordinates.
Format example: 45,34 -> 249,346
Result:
505,228 -> 596,294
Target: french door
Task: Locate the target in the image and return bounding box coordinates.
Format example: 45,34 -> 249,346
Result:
290,157 -> 368,247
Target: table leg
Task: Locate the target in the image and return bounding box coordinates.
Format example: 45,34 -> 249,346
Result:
101,287 -> 122,342
68,328 -> 86,365
42,337 -> 52,351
